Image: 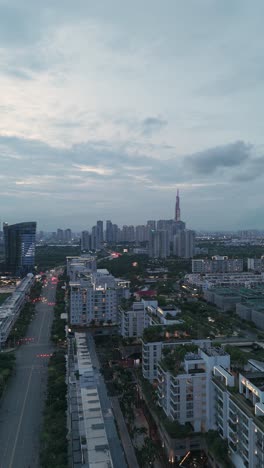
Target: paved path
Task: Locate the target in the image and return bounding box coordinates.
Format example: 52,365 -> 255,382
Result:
111,397 -> 140,468
0,275 -> 56,468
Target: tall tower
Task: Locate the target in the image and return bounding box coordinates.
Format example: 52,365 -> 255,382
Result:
3,222 -> 37,276
175,189 -> 181,221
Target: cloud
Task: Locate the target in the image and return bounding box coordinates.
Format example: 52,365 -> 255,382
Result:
73,164 -> 115,176
141,116 -> 167,135
185,141 -> 252,174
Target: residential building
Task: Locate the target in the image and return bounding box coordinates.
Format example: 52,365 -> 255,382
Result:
105,220 -> 113,243
248,257 -> 264,272
57,228 -> 64,242
81,231 -> 91,251
3,222 -> 37,276
96,220 -> 103,249
64,228 -> 72,242
212,361 -> 264,467
135,225 -> 148,243
173,229 -> 195,258
192,257 -> 244,274
148,230 -> 169,258
157,346 -> 230,432
68,257 -> 130,326
185,272 -> 264,291
142,337 -> 210,382
118,299 -> 158,338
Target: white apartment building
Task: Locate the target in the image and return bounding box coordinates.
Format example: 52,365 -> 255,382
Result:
118,299 -> 158,338
66,255 -> 97,279
119,301 -> 184,339
68,256 -> 130,326
192,257 -> 243,274
157,347 -> 230,432
142,338 -> 210,382
212,361 -> 264,468
70,277 -> 118,325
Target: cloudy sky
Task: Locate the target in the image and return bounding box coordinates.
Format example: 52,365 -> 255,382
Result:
1,0 -> 264,231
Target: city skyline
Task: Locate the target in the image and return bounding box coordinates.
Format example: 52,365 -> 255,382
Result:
1,2 -> 264,230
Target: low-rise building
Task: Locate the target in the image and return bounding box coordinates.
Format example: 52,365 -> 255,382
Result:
68,333 -> 114,467
0,273 -> 35,348
192,257 -> 243,274
236,301 -> 264,329
248,257 -> 264,272
204,286 -> 264,312
185,272 -> 264,291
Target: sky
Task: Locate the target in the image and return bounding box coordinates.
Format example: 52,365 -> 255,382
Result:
1,0 -> 264,231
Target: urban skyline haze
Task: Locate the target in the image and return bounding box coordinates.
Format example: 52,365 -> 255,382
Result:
1,1 -> 264,230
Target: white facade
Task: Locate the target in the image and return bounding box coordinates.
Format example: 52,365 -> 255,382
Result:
142,338 -> 210,382
68,257 -> 130,326
213,362 -> 264,468
157,347 -> 230,432
119,299 -> 158,338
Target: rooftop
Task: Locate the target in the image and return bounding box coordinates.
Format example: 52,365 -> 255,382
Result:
202,346 -> 228,357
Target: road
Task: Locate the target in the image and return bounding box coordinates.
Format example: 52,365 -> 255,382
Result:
0,276 -> 56,468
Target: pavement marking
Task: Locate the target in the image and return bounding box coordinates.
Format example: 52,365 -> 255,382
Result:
37,306 -> 48,344
8,366 -> 34,468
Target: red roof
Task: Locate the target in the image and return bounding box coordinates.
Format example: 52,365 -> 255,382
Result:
137,290 -> 156,297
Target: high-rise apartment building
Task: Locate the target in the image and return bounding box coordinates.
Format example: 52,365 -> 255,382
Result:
64,228 -> 72,242
57,228 -> 64,242
3,222 -> 37,276
135,225 -> 148,243
96,220 -> 103,249
105,220 -> 113,243
148,230 -> 169,258
81,231 -> 91,251
173,229 -> 195,258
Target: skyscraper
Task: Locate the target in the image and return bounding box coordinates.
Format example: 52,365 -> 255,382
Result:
96,220 -> 103,249
148,230 -> 169,258
173,229 -> 195,258
3,222 -> 37,276
105,220 -> 113,243
175,189 -> 181,221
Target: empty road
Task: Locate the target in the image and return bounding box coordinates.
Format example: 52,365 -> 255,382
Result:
0,275 -> 57,468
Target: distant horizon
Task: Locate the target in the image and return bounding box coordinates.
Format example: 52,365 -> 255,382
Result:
1,3 -> 264,231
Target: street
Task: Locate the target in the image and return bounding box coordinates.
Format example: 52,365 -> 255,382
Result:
0,277 -> 56,468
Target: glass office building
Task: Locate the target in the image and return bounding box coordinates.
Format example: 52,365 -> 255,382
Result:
3,222 -> 37,276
